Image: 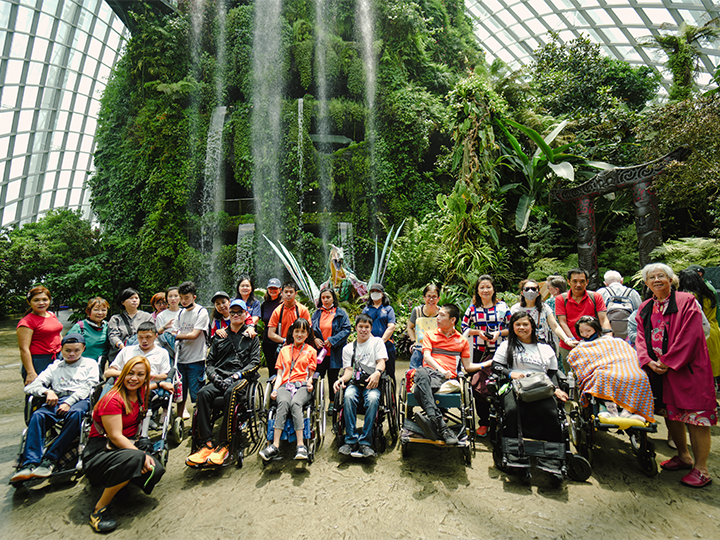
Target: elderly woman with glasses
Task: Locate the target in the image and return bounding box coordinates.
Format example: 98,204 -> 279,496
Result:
636,263 -> 716,488
510,279 -> 576,351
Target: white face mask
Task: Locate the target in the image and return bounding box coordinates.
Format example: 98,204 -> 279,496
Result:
370,292 -> 383,302
522,290 -> 539,301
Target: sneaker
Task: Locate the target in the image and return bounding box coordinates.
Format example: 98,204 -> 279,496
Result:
441,427 -> 458,446
295,445 -> 309,460
327,403 -> 335,414
207,444 -> 230,466
10,464 -> 37,483
360,445 -> 376,458
186,443 -> 214,467
33,459 -> 55,478
351,445 -> 364,458
90,505 -> 118,533
259,444 -> 279,462
339,443 -> 356,456
476,425 -> 488,437
413,412 -> 439,440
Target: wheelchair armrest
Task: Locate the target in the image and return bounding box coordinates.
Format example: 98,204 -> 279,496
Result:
266,374 -> 277,385
24,394 -> 47,425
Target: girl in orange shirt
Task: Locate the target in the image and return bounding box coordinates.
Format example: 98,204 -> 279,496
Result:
260,318 -> 317,461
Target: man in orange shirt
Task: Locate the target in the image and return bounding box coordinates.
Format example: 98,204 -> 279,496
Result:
413,303 -> 482,445
267,282 -> 311,347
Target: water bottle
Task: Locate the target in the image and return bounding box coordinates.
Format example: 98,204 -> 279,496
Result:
567,371 -> 575,399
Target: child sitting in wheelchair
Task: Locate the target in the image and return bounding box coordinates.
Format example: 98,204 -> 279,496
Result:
260,318 -> 318,461
11,333 -> 99,483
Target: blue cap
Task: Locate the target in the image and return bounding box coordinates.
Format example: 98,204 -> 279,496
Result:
229,298 -> 247,311
62,332 -> 86,345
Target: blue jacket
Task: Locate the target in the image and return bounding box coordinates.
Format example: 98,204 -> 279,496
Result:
311,307 -> 352,369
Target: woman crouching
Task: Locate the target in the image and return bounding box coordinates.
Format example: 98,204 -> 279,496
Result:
83,356 -> 165,532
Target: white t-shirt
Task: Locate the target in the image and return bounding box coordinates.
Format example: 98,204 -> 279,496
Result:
493,340 -> 558,375
173,305 -> 209,364
342,336 -> 388,374
110,344 -> 171,377
155,308 -> 180,333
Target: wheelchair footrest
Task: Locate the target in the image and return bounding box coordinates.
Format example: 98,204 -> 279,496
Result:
501,437 -> 565,459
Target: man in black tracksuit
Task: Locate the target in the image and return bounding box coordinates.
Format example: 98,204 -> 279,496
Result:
186,299 -> 260,467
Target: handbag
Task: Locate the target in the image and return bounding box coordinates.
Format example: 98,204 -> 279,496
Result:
512,372 -> 555,402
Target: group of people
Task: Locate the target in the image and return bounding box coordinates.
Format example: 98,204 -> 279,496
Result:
11,262 -> 719,532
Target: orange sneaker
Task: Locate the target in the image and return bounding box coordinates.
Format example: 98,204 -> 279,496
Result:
186,443 -> 214,467
476,426 -> 488,437
207,444 -> 230,466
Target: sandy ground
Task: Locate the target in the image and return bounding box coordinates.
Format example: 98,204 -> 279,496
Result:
1,318 -> 719,540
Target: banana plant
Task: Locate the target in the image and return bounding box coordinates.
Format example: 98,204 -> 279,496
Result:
496,118 -> 611,232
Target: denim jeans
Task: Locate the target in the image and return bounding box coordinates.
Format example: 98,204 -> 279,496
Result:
409,345 -> 423,370
23,396 -> 89,466
343,383 -> 380,447
178,361 -> 205,403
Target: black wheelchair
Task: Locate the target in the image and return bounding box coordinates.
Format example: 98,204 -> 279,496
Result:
398,371 -> 475,465
566,379 -> 658,476
188,378 -> 265,468
261,373 -> 325,464
331,373 -> 399,454
487,374 -> 592,483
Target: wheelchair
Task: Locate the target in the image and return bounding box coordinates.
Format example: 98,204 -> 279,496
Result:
261,372 -> 325,464
398,371 -> 475,465
141,374 -> 185,468
11,392 -> 94,488
487,374 -> 592,483
331,373 -> 399,454
565,377 -> 658,476
188,377 -> 265,469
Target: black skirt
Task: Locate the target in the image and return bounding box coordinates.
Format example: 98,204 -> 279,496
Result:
83,437 -> 165,494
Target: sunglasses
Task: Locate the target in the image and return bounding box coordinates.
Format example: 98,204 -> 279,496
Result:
523,287 -> 538,292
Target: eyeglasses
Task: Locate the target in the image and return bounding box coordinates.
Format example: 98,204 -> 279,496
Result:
229,311 -> 244,316
647,273 -> 668,280
523,287 -> 538,292
425,295 -> 439,300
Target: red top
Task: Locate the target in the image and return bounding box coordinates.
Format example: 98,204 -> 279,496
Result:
276,343 -> 317,385
89,391 -> 142,439
555,291 -> 607,350
268,302 -> 311,339
422,328 -> 471,378
17,312 -> 63,355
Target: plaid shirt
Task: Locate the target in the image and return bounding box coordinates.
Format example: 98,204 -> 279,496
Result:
461,301 -> 510,353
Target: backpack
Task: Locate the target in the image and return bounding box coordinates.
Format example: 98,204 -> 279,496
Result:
602,287 -> 635,340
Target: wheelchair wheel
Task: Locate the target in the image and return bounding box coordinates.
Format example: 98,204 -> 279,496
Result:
315,377 -> 326,442
374,419 -> 387,454
385,378 -> 399,447
638,452 -> 658,477
398,377 -> 408,431
171,416 -> 185,445
567,454 -> 592,482
461,445 -> 472,466
246,381 -> 265,451
400,441 -> 409,458
492,445 -> 511,473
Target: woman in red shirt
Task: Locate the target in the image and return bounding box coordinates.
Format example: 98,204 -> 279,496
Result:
260,318 -> 318,461
83,356 -> 165,532
17,286 -> 63,385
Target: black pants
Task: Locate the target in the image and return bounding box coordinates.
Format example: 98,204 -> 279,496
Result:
263,338 -> 279,378
83,437 -> 165,494
385,348 -> 396,382
472,349 -> 492,427
196,379 -> 250,446
316,361 -> 340,402
412,367 -> 447,424
501,392 -> 562,443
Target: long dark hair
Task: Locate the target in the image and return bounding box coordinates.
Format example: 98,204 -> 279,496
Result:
575,315 -> 602,337
236,274 -> 257,306
678,269 -> 717,309
518,279 -> 544,310
504,312 -> 538,370
473,275 -> 497,306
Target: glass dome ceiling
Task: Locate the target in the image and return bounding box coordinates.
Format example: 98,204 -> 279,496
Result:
0,0 -> 127,227
465,0 -> 720,90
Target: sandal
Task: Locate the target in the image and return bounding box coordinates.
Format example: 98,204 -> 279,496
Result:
681,468 -> 712,488
660,455 -> 693,471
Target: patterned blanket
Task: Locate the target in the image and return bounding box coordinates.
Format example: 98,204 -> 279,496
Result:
567,337 -> 655,422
